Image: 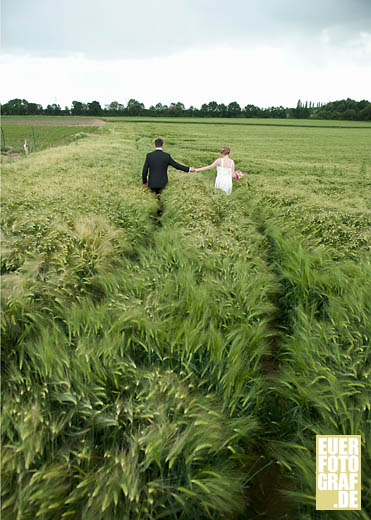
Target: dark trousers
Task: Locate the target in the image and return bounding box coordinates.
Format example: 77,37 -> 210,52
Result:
151,187 -> 163,195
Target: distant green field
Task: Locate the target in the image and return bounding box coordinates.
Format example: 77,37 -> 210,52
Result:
1,119 -> 370,519
109,117 -> 371,258
104,115 -> 371,128
1,117 -> 104,154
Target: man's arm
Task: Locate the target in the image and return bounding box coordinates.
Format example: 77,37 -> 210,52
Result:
168,155 -> 191,172
142,155 -> 149,184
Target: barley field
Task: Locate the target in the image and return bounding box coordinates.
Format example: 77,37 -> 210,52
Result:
1,118 -> 370,519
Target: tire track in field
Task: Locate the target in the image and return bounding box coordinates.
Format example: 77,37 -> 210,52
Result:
158,181 -> 296,519
137,176 -> 296,518
255,220 -> 287,377
239,201 -> 296,519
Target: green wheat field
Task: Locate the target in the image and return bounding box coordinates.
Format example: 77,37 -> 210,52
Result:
1,117 -> 370,519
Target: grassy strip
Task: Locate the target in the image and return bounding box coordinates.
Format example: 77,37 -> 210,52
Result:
104,116 -> 371,129
1,124 -> 103,154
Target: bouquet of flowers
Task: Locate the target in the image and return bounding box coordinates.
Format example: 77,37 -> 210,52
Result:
233,170 -> 245,179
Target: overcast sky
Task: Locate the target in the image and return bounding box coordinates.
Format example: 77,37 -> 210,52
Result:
1,0 -> 371,109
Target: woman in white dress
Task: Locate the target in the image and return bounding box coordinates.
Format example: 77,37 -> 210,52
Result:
195,146 -> 235,195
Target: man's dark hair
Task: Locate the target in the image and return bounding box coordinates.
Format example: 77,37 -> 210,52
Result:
155,138 -> 163,147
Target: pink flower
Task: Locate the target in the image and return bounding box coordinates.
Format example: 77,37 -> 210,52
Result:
233,170 -> 245,179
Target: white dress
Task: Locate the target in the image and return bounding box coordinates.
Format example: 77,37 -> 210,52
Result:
215,158 -> 233,195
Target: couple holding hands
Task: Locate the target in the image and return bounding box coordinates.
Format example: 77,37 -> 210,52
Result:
142,138 -> 237,196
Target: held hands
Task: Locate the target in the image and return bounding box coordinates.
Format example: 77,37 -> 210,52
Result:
189,167 -> 196,172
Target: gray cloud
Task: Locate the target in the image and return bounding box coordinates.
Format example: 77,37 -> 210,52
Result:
2,0 -> 371,59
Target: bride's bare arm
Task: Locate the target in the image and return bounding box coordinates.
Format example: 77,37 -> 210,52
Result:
195,159 -> 219,172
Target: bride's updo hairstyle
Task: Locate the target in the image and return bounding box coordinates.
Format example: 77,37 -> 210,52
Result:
221,146 -> 231,155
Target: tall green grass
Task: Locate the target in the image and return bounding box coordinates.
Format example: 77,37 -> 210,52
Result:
1,121 -> 370,518
248,207 -> 371,518
1,134 -> 275,518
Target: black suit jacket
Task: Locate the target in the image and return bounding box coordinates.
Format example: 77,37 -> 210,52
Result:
142,150 -> 190,189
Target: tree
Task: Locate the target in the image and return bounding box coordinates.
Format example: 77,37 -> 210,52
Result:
227,101 -> 241,117
268,106 -> 287,118
109,101 -> 119,111
87,100 -> 103,116
153,103 -> 164,115
199,101 -> 227,117
311,98 -> 371,121
359,104 -> 371,121
185,105 -> 198,117
200,103 -> 208,117
149,103 -> 168,116
106,101 -> 125,115
206,101 -> 219,117
243,104 -> 262,118
107,101 -> 122,112
292,100 -> 311,119
45,104 -> 62,115
217,103 -> 228,117
2,98 -> 29,115
126,99 -> 145,116
168,102 -> 185,117
28,102 -> 43,115
71,101 -> 87,115
343,108 -> 356,120
162,105 -> 169,115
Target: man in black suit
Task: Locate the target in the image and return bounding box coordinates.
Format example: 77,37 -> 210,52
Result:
142,138 -> 195,194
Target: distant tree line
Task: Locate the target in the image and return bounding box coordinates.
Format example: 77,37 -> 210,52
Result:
2,97 -> 371,120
